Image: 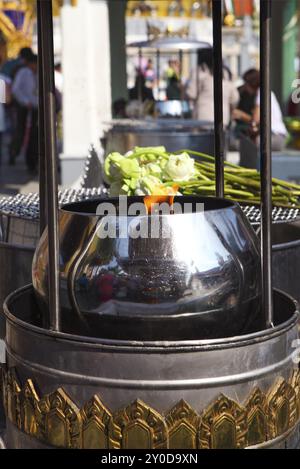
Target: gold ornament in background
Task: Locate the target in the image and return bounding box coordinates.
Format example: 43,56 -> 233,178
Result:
223,13 -> 235,27
126,1 -> 212,19
0,0 -> 34,58
3,367 -> 300,449
147,22 -> 189,40
0,0 -> 78,59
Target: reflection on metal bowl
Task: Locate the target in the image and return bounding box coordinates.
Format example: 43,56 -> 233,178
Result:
155,100 -> 191,117
32,196 -> 262,340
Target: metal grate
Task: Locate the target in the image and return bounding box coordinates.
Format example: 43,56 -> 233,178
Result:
1,192 -> 299,226
0,188 -> 107,221
241,205 -> 300,225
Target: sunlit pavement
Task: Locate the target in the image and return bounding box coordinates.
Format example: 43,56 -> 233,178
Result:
0,159 -> 39,199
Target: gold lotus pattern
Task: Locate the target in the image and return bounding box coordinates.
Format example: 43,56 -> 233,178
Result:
2,367 -> 300,449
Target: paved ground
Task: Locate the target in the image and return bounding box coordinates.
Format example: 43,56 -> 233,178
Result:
0,159 -> 39,199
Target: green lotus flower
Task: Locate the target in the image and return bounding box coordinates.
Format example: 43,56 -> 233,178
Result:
163,152 -> 195,181
104,152 -> 141,183
134,175 -> 162,195
109,180 -> 130,196
118,158 -> 141,179
146,162 -> 162,178
104,152 -> 124,182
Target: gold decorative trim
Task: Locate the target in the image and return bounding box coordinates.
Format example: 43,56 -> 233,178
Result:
245,387 -> 268,446
2,368 -> 300,449
109,399 -> 168,449
35,388 -> 81,448
22,379 -> 39,437
291,369 -> 300,420
199,394 -> 247,449
80,396 -> 111,449
165,399 -> 200,449
267,377 -> 298,439
3,368 -> 21,430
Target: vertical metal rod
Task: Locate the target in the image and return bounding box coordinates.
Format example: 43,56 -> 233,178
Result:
37,0 -> 61,331
178,49 -> 183,78
212,0 -> 224,197
37,1 -> 47,235
178,49 -> 184,106
260,0 -> 273,328
156,49 -> 160,100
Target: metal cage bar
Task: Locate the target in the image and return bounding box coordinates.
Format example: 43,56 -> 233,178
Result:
37,0 -> 61,331
37,1 -> 46,235
260,0 -> 273,327
212,0 -> 224,197
35,0 -> 274,334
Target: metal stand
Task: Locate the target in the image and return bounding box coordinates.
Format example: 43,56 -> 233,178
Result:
260,0 -> 273,327
37,0 -> 60,331
36,0 -> 275,335
212,0 -> 224,197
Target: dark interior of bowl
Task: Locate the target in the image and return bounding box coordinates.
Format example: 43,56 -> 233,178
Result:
61,195 -> 236,216
272,219 -> 300,245
5,286 -> 297,342
252,218 -> 300,246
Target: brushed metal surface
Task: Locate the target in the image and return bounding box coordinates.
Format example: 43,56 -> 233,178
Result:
2,285 -> 300,448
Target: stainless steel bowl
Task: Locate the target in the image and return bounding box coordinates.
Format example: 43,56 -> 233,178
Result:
32,196 -> 263,340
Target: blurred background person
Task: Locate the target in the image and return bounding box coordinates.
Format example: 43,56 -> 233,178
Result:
186,48 -> 239,127
165,58 -> 180,82
233,68 -> 287,151
232,68 -> 258,138
144,58 -> 156,89
166,75 -> 181,100
1,47 -> 34,165
0,73 -> 11,165
128,70 -> 154,102
7,48 -> 36,166
1,47 -> 33,81
11,52 -> 38,173
127,70 -> 154,118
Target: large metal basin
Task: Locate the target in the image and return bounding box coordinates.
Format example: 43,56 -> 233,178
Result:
0,213 -> 38,338
272,222 -> 300,304
2,285 -> 300,449
103,119 -> 216,156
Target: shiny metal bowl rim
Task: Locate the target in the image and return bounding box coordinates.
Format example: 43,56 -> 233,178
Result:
60,195 -> 241,218
3,285 -> 299,352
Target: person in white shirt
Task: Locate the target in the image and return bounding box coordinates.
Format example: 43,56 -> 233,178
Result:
253,89 -> 287,150
11,53 -> 38,172
232,69 -> 287,151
